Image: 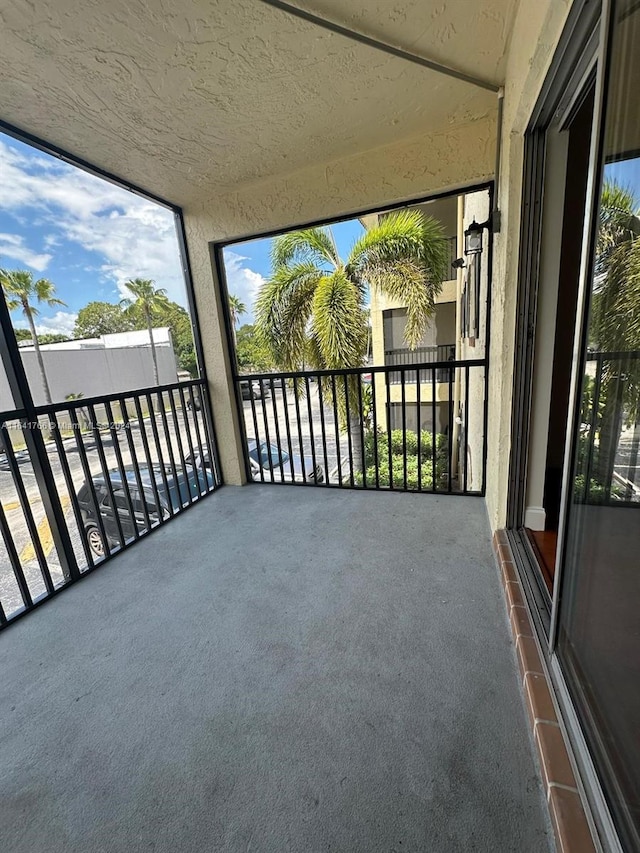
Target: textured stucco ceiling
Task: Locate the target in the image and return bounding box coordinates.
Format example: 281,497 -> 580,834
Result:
0,0 -> 517,208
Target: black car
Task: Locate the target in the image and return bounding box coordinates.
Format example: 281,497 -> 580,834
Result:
185,390 -> 201,411
186,440 -> 324,484
77,464 -> 213,557
239,379 -> 271,400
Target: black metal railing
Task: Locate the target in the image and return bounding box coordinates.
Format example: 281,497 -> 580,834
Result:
0,379 -> 219,628
384,344 -> 456,383
576,350 -> 640,506
235,360 -> 486,496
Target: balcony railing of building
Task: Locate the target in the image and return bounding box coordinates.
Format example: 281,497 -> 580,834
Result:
578,350 -> 640,505
384,344 -> 456,384
235,359 -> 486,497
0,379 -> 219,629
447,235 -> 458,274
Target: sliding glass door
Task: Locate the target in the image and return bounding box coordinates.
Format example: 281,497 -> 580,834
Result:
558,2 -> 640,847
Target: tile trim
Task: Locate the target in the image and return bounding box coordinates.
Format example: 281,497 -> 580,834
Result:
493,530 -> 596,853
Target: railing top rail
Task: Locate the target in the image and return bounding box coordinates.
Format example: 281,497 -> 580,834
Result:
237,359 -> 486,382
384,343 -> 455,353
0,408 -> 28,423
586,349 -> 640,362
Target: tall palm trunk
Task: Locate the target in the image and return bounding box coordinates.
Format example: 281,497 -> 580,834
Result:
596,374 -> 625,497
26,307 -> 53,405
147,309 -> 159,385
349,416 -> 364,474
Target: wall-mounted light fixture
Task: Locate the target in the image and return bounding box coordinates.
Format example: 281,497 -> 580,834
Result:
464,217 -> 491,256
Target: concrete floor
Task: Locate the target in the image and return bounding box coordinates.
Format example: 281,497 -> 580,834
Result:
0,486 -> 553,852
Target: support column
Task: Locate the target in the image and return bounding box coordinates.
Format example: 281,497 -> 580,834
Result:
181,212 -> 247,486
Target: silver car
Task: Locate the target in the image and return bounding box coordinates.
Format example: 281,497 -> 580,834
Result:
186,440 -> 324,484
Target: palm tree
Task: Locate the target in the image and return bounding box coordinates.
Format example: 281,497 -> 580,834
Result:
120,278 -> 169,385
255,209 -> 449,468
0,269 -> 66,405
589,180 -> 640,494
228,294 -> 246,345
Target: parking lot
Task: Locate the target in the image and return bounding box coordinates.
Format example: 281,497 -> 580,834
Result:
0,402 -> 210,619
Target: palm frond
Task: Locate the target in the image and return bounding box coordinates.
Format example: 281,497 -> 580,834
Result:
592,236 -> 640,351
310,270 -> 368,370
348,209 -> 449,347
255,262 -> 323,370
271,227 -> 339,270
597,180 -> 640,264
0,268 -> 65,314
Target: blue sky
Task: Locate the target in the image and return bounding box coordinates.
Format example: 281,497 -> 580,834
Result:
0,130 -> 366,334
223,218 -> 365,325
0,133 -> 188,336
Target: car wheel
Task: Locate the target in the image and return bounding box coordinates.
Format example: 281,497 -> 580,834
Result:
85,523 -> 105,558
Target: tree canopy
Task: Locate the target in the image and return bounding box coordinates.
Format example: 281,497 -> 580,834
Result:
73,298 -> 197,376
235,324 -> 273,373
256,209 -> 449,373
74,301 -> 136,338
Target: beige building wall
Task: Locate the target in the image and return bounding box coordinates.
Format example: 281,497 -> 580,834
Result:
183,218 -> 248,486
484,0 -> 575,529
368,194 -> 460,432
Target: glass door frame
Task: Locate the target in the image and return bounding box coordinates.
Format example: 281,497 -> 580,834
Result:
507,0 -> 628,849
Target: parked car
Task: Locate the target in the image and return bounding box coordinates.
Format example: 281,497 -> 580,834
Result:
186,441 -> 324,484
239,379 -> 271,400
185,391 -> 201,411
77,464 -> 213,557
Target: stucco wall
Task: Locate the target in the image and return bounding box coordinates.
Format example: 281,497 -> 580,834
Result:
0,345 -> 177,409
186,115 -> 496,243
484,0 -> 575,530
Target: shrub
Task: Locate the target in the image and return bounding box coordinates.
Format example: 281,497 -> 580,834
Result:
356,427 -> 445,490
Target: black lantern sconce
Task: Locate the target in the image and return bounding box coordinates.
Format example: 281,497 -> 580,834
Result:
463,217 -> 491,257
461,216 -> 491,340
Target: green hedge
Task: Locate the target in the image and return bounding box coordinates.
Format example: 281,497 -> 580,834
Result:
355,429 -> 449,490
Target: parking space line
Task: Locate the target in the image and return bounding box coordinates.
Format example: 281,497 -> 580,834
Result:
19,495 -> 70,564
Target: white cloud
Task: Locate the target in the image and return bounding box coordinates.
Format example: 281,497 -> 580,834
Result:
14,310 -> 78,336
43,234 -> 61,249
0,140 -> 187,305
223,250 -> 266,322
0,232 -> 52,271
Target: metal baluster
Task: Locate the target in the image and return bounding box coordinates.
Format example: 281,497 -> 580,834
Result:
259,379 -> 275,482
331,374 -> 342,486
292,377 -> 306,482
1,423 -> 54,594
247,382 -> 263,483
145,393 -> 174,514
104,400 -> 138,540
132,395 -> 163,523
464,366 -> 470,494
344,375 -> 354,487
269,378 -> 285,481
317,377 -> 329,485
49,409 -> 95,570
88,403 -> 125,549
386,370 -> 393,489
431,368 -> 437,493
305,376 -> 317,484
